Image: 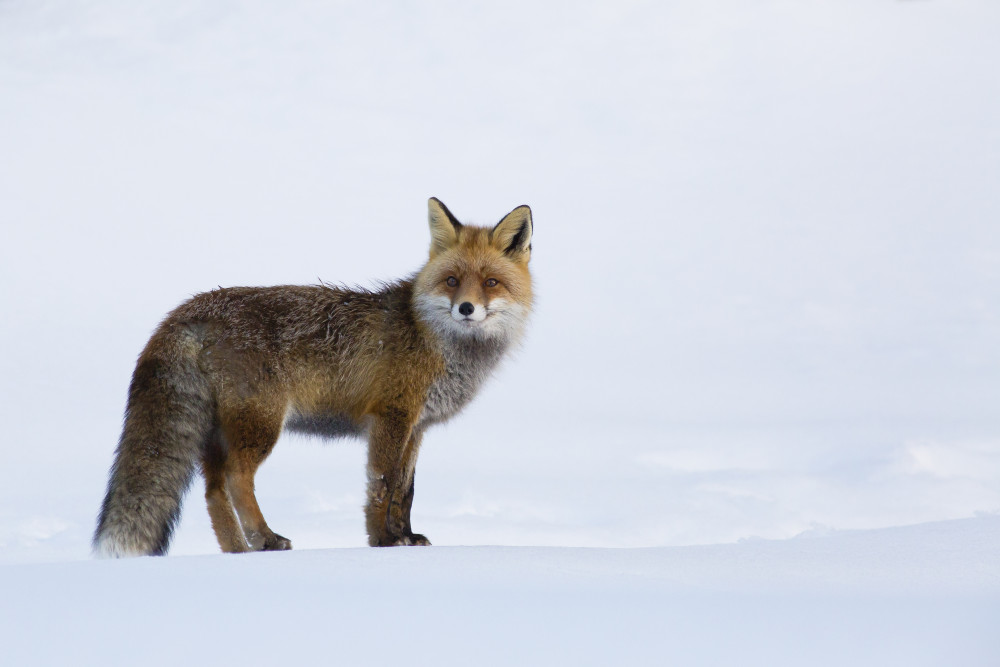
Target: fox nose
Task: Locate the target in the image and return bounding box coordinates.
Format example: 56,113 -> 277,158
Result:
458,302 -> 475,316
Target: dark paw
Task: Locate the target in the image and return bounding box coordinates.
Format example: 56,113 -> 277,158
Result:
262,533 -> 292,551
393,533 -> 431,546
372,533 -> 432,547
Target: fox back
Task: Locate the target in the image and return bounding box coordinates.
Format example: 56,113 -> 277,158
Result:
94,198 -> 533,556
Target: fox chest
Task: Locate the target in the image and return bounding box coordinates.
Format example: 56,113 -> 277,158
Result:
418,346 -> 503,428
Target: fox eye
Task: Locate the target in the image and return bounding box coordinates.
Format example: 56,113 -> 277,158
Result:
446,276 -> 459,287
484,278 -> 499,288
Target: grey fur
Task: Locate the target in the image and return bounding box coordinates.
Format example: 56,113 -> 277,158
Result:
284,412 -> 369,439
93,326 -> 215,557
419,337 -> 507,429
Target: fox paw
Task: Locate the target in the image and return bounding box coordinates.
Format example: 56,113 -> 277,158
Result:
262,533 -> 292,551
246,530 -> 292,551
373,533 -> 431,547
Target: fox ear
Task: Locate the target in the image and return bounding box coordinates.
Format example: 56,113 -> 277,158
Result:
492,205 -> 532,262
428,197 -> 462,257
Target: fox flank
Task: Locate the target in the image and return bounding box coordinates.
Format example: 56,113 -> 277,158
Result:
93,198 -> 533,557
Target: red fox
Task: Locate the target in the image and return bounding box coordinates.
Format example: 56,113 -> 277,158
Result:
94,198 -> 533,556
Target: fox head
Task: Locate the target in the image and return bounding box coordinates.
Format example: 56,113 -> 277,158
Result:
414,197 -> 533,344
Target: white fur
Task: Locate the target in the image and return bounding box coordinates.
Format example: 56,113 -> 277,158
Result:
414,293 -> 527,344
93,531 -> 149,558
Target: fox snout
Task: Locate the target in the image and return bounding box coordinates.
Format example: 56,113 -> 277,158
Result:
453,300 -> 486,322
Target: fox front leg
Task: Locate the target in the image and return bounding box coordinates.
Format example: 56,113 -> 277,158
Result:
388,430 -> 428,545
365,412 -> 430,546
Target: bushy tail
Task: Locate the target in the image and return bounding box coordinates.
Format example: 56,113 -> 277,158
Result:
94,328 -> 214,557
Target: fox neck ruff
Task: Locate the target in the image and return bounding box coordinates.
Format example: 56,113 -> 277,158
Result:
412,293 -> 526,429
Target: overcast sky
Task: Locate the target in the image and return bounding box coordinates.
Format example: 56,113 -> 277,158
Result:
1,0 -> 998,556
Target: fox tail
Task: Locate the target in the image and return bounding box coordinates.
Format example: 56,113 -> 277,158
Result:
93,328 -> 214,557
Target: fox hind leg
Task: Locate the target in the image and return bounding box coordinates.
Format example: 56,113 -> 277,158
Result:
227,465 -> 291,552
219,404 -> 291,551
203,428 -> 251,553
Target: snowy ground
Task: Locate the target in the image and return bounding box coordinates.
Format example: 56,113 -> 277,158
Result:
1,0 -> 999,663
4,517 -> 999,666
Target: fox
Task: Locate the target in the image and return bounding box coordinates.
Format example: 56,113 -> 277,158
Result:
93,197 -> 533,557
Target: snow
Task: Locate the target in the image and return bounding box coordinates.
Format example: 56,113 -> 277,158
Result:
4,517 -> 999,666
1,0 -> 999,663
